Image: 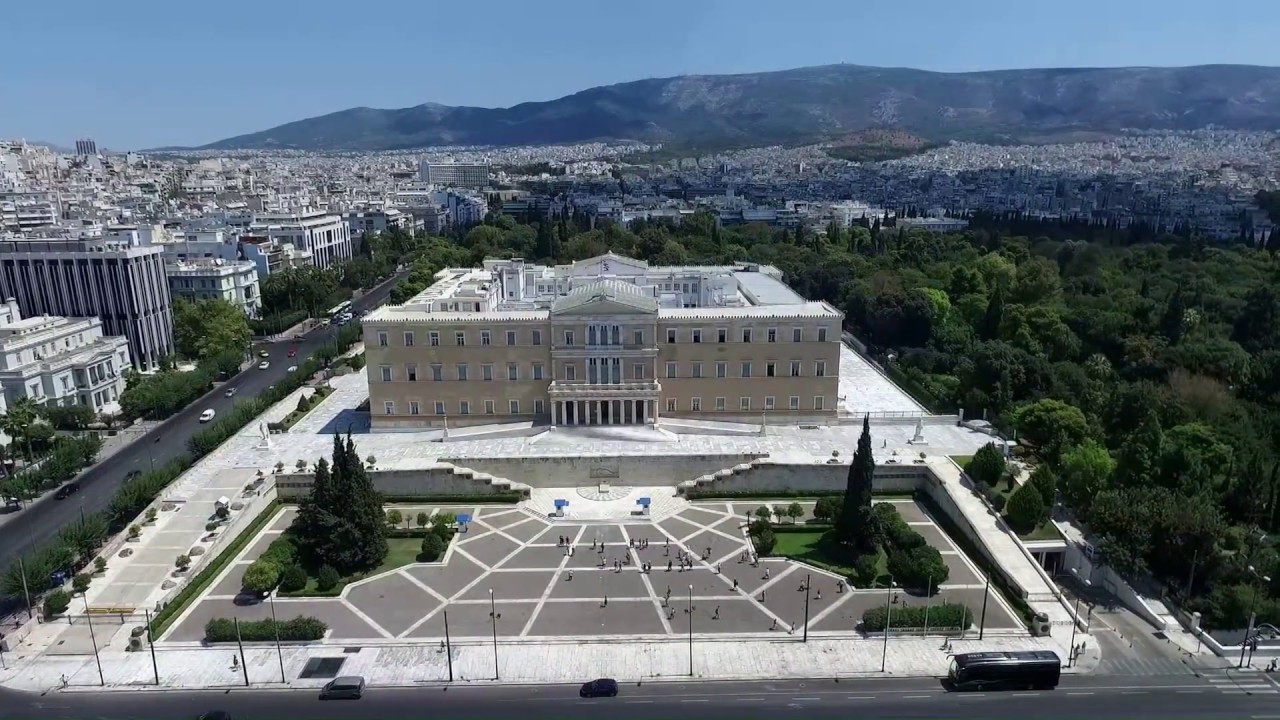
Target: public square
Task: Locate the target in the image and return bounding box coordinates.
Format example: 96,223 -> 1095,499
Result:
163,497 -> 1021,643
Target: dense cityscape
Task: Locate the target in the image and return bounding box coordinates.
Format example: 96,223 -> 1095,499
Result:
3,25 -> 1280,720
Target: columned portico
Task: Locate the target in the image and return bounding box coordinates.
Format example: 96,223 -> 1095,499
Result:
552,395 -> 657,426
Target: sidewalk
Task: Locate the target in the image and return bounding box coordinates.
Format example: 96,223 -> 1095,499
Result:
1,631 -> 1086,693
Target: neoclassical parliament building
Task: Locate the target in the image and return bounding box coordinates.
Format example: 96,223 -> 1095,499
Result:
363,253 -> 843,430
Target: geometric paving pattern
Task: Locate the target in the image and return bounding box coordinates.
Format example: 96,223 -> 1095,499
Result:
165,498 -> 1021,642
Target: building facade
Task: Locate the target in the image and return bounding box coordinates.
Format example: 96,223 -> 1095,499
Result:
0,298 -> 131,413
167,259 -> 262,317
250,209 -> 352,269
418,163 -> 490,188
0,238 -> 173,371
364,253 -> 842,430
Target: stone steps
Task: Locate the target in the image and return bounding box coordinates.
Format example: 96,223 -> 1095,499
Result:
678,457 -> 771,494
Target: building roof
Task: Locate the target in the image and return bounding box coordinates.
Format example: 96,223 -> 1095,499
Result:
551,279 -> 659,315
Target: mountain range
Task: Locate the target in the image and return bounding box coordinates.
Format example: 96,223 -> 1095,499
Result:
195,64 -> 1280,152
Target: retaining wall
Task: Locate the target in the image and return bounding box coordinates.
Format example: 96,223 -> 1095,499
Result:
441,453 -> 768,488
274,463 -> 521,499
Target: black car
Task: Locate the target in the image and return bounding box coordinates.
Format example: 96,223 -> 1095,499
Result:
53,483 -> 80,500
198,712 -> 231,720
126,470 -> 142,480
579,678 -> 619,698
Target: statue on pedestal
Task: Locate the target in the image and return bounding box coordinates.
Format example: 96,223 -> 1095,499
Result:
911,418 -> 926,444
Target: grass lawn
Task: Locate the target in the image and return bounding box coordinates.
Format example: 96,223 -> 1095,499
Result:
949,455 -> 973,468
992,481 -> 1063,542
771,529 -> 889,586
282,537 -> 429,597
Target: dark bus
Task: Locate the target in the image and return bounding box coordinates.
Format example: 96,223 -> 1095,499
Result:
947,650 -> 1061,691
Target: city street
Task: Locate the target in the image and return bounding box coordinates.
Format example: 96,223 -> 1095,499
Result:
0,272 -> 403,598
5,674 -> 1278,720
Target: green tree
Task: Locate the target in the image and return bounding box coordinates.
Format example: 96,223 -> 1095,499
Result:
1114,408 -> 1163,487
173,298 -> 252,360
786,502 -> 804,524
420,532 -> 447,561
1012,399 -> 1090,466
1059,440 -> 1115,513
1005,482 -> 1045,534
242,560 -> 280,594
386,509 -> 403,528
964,442 -> 1006,487
813,496 -> 841,523
416,511 -> 429,529
1027,465 -> 1057,523
278,565 -> 307,592
836,416 -> 876,550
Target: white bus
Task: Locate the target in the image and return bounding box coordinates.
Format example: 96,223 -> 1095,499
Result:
327,300 -> 353,319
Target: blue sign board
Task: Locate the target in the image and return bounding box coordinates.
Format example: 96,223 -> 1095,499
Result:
637,497 -> 651,506
554,499 -> 569,508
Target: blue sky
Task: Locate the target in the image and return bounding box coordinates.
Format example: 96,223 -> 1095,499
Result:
3,0 -> 1276,150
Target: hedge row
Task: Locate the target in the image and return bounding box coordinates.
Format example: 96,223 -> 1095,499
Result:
204,616 -> 327,642
0,435 -> 104,500
861,602 -> 973,632
330,493 -> 523,505
872,503 -> 949,590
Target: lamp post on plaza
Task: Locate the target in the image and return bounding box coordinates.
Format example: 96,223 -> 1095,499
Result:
881,576 -> 895,673
489,588 -> 500,680
688,584 -> 695,677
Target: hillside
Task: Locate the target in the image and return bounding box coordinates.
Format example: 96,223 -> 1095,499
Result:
197,64 -> 1280,151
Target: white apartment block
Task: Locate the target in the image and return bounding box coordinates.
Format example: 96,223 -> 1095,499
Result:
238,235 -> 313,279
418,163 -> 490,188
0,237 -> 174,371
365,253 -> 843,430
167,259 -> 262,317
250,209 -> 352,269
0,298 -> 130,414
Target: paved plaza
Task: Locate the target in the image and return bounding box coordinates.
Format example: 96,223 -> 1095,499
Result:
164,497 -> 1020,643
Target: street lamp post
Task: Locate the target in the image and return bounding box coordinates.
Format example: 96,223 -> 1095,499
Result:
81,593 -> 105,686
881,576 -> 895,673
1068,568 -> 1092,667
802,573 -> 811,643
923,575 -> 933,637
978,574 -> 991,641
489,588 -> 499,680
687,584 -> 694,677
267,591 -> 286,683
1240,566 -> 1271,669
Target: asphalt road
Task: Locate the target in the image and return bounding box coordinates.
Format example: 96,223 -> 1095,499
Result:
5,675 -> 1277,720
0,273 -> 401,598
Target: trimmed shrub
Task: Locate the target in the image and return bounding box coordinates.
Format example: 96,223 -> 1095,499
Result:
965,443 -> 1006,487
861,602 -> 973,632
204,616 -> 327,642
93,556 -> 107,573
886,545 -> 949,591
1006,483 -> 1046,534
315,564 -> 340,592
813,496 -> 842,523
415,512 -> 429,528
241,560 -> 280,594
420,532 -> 447,561
278,565 -> 307,593
851,552 -> 880,586
386,509 -> 403,527
44,589 -> 71,618
71,573 -> 92,593
751,526 -> 777,556
871,503 -> 923,550
260,536 -> 297,566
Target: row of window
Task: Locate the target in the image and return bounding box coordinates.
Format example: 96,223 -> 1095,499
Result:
665,360 -> 826,379
380,395 -> 827,416
376,358 -> 828,382
384,398 -> 547,416
375,325 -> 832,348
667,395 -> 826,412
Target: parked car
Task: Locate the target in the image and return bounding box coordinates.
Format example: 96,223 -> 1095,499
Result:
287,365 -> 298,373
287,347 -> 297,357
319,676 -> 365,700
53,483 -> 81,500
224,386 -> 238,398
199,409 -> 216,423
579,678 -> 619,698
125,470 -> 142,481
258,361 -> 270,370
258,350 -> 270,358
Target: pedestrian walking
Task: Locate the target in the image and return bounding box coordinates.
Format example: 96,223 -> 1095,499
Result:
568,570 -> 574,581
733,578 -> 739,590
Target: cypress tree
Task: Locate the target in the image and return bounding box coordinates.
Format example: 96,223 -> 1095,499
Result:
836,415 -> 876,550
290,433 -> 388,574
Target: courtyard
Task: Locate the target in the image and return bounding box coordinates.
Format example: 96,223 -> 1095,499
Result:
162,497 -> 1021,643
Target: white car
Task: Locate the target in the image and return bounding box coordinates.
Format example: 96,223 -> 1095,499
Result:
258,360 -> 270,370
287,365 -> 298,373
199,409 -> 216,423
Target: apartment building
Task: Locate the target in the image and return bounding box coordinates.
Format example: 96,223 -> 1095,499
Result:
167,259 -> 262,317
418,163 -> 490,188
249,209 -> 352,269
364,253 -> 842,430
0,237 -> 174,371
0,298 -> 131,413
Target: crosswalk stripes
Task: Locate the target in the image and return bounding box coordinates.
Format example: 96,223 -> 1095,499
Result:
1207,673 -> 1280,694
1099,655 -> 1195,676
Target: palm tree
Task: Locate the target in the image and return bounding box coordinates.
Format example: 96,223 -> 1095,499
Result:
0,397 -> 41,463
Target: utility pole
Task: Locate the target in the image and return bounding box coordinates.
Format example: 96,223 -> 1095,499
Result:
443,610 -> 454,683
802,573 -> 811,643
978,574 -> 991,641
